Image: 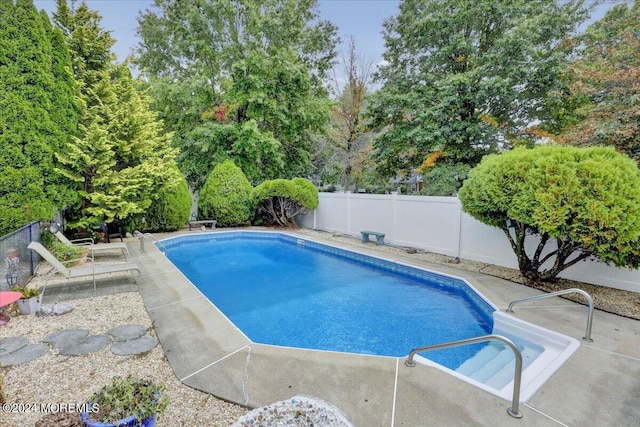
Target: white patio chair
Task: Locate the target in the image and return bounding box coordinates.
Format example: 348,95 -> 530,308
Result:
54,231 -> 129,258
27,242 -> 140,292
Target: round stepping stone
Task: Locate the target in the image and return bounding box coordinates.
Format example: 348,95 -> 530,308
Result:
111,335 -> 157,356
0,343 -> 49,366
58,335 -> 111,356
42,328 -> 90,349
0,336 -> 29,355
107,324 -> 148,342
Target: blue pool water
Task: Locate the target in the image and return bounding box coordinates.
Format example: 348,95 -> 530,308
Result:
162,232 -> 497,368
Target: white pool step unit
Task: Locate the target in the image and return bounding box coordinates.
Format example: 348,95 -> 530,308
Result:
456,339 -> 542,390
414,311 -> 581,402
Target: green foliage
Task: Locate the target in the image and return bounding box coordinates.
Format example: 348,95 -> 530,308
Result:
12,284 -> 40,299
0,0 -> 79,234
559,2 -> 640,163
47,240 -> 89,262
53,0 -> 116,110
368,0 -> 591,178
86,375 -> 169,425
142,170 -> 192,232
252,177 -> 318,227
53,3 -> 179,228
419,164 -> 471,196
198,160 -> 254,227
324,37 -> 375,192
136,0 -> 338,187
458,145 -> 640,282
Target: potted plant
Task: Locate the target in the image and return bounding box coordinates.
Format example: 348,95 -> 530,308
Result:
81,376 -> 169,427
11,284 -> 41,315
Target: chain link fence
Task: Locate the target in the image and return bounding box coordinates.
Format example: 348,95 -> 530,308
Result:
0,222 -> 41,291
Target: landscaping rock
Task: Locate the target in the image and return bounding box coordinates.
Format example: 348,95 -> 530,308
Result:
37,303 -> 73,316
42,328 -> 89,349
58,335 -> 111,356
0,343 -> 49,366
0,336 -> 29,355
111,335 -> 157,356
106,324 -> 147,342
233,396 -> 353,427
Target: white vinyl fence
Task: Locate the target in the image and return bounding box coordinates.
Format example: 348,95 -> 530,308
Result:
297,192 -> 640,293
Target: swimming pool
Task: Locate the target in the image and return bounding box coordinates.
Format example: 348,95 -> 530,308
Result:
160,231 -> 580,401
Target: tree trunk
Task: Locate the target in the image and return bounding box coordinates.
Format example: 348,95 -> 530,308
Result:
502,220 -> 590,284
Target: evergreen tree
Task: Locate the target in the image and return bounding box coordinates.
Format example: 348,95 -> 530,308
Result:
53,1 -> 179,228
0,0 -> 78,234
198,160 -> 254,227
459,145 -> 640,283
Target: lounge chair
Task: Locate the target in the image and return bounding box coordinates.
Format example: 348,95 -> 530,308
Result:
54,231 -> 129,258
27,242 -> 140,292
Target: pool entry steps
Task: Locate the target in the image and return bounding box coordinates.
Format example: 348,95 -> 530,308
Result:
406,334 -> 524,418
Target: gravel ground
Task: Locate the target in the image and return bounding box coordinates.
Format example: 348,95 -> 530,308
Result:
233,396 -> 353,427
0,292 -> 247,427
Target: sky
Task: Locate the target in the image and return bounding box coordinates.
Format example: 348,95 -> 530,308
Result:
34,0 -> 402,66
33,0 -> 624,71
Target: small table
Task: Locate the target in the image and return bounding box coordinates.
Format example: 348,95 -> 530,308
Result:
0,291 -> 23,325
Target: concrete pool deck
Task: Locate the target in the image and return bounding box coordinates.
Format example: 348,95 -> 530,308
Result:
128,229 -> 639,426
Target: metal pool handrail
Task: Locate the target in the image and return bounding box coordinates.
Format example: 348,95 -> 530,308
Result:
405,334 -> 523,419
139,233 -> 167,254
506,288 -> 594,342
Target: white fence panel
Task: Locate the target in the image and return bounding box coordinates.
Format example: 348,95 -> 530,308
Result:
459,211 -> 518,267
315,193 -> 348,233
394,196 -> 460,256
348,194 -> 394,237
297,192 -> 640,292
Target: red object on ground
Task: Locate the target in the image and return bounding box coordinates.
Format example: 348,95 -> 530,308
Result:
0,291 -> 23,325
0,291 -> 22,307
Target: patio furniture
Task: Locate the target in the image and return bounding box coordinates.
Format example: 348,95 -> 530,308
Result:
54,231 -> 129,258
100,221 -> 124,243
188,219 -> 217,231
0,291 -> 22,325
27,242 -> 140,292
360,230 -> 385,245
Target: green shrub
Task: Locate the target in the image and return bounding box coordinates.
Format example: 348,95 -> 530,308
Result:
198,160 -> 254,227
120,169 -> 191,232
252,178 -> 318,227
48,240 -> 88,262
458,145 -> 640,283
146,173 -> 192,232
86,376 -> 169,425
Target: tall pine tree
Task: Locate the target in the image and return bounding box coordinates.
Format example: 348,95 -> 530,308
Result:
53,0 -> 179,228
0,0 -> 79,234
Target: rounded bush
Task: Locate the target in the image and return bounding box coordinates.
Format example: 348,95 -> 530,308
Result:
252,178 -> 318,226
121,169 -> 192,232
198,160 -> 254,227
459,145 -> 640,281
147,173 -> 192,232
